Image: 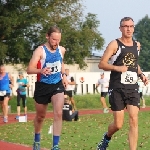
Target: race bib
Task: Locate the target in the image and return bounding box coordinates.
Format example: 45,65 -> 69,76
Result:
19,88 -> 26,92
121,71 -> 137,84
0,91 -> 6,96
18,82 -> 23,86
46,61 -> 61,74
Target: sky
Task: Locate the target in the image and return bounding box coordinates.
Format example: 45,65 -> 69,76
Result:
83,0 -> 150,51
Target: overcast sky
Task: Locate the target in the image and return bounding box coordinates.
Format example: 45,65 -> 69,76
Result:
83,0 -> 150,50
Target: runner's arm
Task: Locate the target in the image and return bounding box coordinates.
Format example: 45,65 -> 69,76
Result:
60,46 -> 68,87
137,65 -> 143,76
98,40 -> 118,71
27,47 -> 43,74
99,40 -> 128,72
60,46 -> 66,75
137,42 -> 143,76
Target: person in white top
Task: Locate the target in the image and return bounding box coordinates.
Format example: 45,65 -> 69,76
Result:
96,72 -> 109,113
138,79 -> 146,108
65,69 -> 77,110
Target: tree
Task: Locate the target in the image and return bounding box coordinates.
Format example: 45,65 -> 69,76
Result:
134,15 -> 150,71
0,0 -> 104,68
59,13 -> 104,68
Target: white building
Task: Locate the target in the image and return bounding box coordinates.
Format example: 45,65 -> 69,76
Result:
4,52 -> 150,96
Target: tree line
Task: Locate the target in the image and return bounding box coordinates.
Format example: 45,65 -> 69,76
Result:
0,1 -> 150,70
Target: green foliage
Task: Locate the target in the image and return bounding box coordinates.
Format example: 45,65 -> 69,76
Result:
0,0 -> 104,68
61,13 -> 104,68
134,15 -> 150,71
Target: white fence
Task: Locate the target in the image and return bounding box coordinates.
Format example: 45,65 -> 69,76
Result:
11,72 -> 150,97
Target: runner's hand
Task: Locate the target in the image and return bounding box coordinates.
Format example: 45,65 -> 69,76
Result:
41,67 -> 51,76
62,75 -> 68,88
114,65 -> 128,72
141,75 -> 149,86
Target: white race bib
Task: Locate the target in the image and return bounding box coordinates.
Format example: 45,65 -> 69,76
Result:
18,82 -> 23,86
46,61 -> 61,74
121,71 -> 137,84
0,91 -> 6,96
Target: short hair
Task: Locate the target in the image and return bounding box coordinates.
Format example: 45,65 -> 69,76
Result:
47,26 -> 61,36
64,94 -> 69,99
18,72 -> 23,75
120,17 -> 134,26
100,72 -> 104,75
64,96 -> 69,103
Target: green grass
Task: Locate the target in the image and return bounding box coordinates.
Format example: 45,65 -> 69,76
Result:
0,112 -> 150,149
7,94 -> 150,113
7,94 -> 103,113
1,94 -> 150,149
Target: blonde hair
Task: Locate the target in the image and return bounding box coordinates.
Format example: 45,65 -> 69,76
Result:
64,95 -> 69,103
47,26 -> 61,36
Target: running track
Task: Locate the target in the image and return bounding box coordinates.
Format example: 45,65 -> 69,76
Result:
0,108 -> 150,150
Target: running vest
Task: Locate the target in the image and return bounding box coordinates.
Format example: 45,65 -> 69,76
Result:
38,45 -> 63,84
37,60 -> 41,82
109,39 -> 139,89
0,73 -> 10,94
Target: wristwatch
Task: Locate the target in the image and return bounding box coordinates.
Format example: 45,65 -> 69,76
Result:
138,73 -> 145,78
62,73 -> 67,77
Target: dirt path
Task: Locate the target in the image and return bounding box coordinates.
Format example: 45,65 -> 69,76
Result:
0,108 -> 150,150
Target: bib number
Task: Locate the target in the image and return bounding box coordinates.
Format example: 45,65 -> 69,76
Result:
0,91 -> 6,96
46,61 -> 61,74
19,88 -> 26,92
121,71 -> 137,84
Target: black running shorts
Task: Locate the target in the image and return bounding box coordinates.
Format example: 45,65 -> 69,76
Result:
101,92 -> 108,98
34,80 -> 65,104
64,90 -> 73,97
109,88 -> 140,111
0,93 -> 10,101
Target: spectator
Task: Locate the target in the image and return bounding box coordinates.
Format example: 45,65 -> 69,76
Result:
62,95 -> 79,121
65,69 -> 77,110
138,79 -> 146,108
96,72 -> 109,113
15,72 -> 30,119
0,64 -> 14,123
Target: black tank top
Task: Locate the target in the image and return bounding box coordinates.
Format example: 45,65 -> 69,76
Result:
109,39 -> 139,89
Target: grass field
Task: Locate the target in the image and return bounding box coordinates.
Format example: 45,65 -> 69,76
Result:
0,112 -> 150,150
6,94 -> 150,113
0,94 -> 150,150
